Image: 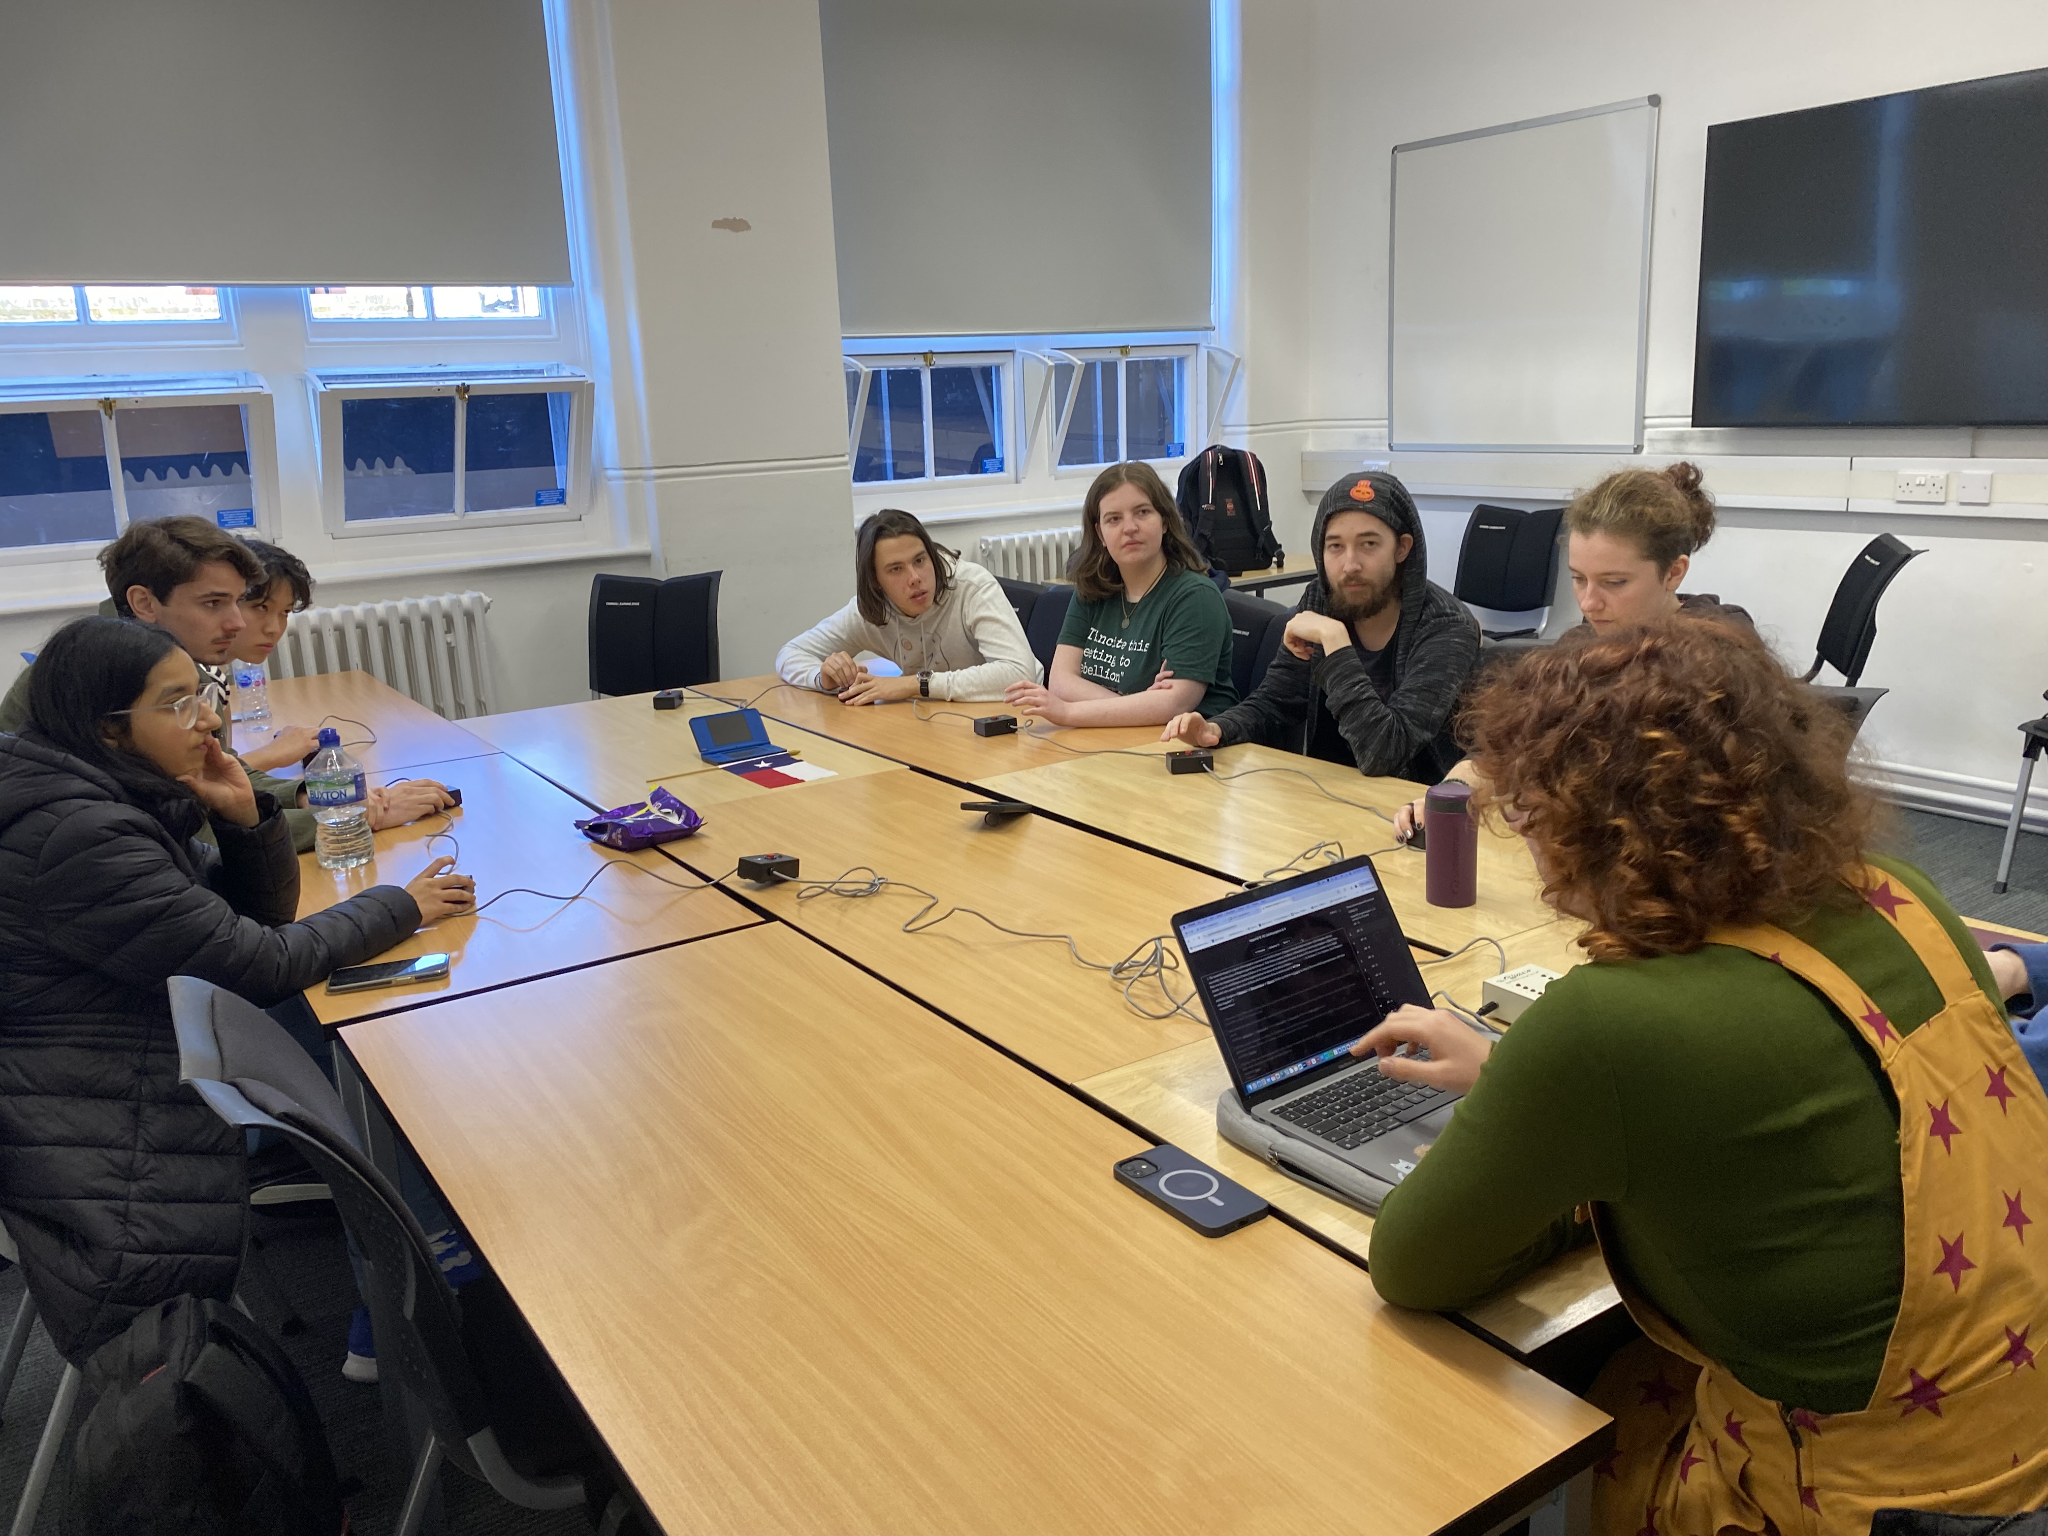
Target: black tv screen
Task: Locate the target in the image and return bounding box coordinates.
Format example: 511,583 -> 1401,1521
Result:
1693,66 -> 2048,427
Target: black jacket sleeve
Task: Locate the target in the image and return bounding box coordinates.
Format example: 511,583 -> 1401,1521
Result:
1208,643 -> 1312,749
205,793 -> 302,927
1311,612 -> 1479,777
34,800 -> 419,1009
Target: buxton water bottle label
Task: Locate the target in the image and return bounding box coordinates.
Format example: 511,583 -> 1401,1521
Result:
307,773 -> 367,808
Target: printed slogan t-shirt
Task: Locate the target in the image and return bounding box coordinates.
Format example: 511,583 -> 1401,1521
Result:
1055,567 -> 1238,715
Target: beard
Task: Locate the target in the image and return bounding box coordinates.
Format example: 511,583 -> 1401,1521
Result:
1324,570 -> 1399,623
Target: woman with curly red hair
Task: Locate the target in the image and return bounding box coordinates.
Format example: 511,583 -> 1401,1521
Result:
1361,616 -> 2048,1533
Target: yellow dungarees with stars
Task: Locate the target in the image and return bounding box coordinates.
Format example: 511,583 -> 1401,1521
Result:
1587,866 -> 2048,1536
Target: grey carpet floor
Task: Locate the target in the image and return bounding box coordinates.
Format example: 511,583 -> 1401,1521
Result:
0,807 -> 2039,1532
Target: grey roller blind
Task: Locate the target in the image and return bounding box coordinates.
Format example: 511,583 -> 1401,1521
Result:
820,0 -> 1212,338
0,0 -> 570,286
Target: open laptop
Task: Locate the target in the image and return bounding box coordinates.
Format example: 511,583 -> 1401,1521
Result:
1172,854 -> 1464,1200
689,707 -> 784,766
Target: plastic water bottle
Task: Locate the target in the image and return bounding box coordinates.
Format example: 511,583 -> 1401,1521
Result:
230,661 -> 270,725
306,728 -> 373,870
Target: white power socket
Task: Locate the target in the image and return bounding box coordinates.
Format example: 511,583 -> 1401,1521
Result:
1894,470 -> 1949,504
1481,964 -> 1562,1024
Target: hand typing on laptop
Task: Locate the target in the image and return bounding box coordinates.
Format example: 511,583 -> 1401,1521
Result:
1352,1006 -> 1492,1094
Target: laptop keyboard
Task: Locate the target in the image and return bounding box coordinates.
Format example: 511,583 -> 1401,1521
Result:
1270,1068 -> 1454,1150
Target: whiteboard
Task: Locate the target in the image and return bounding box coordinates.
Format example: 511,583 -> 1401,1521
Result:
1390,98 -> 1658,452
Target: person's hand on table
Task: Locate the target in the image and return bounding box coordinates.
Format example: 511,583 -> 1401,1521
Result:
179,738 -> 260,828
366,779 -> 456,831
404,856 -> 475,926
1986,945 -> 2031,1002
1003,681 -> 1071,726
816,651 -> 864,692
238,722 -> 321,773
1394,794 -> 1428,844
1161,712 -> 1222,748
838,672 -> 920,706
1281,612 -> 1352,661
1351,1004 -> 1493,1095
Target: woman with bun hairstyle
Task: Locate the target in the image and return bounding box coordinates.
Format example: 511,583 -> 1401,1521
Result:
1359,617 -> 2048,1532
1396,461 -> 1750,840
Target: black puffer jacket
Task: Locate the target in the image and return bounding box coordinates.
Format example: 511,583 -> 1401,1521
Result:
0,731 -> 418,1362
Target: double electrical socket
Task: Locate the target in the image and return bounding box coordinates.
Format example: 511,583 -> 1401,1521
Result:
1895,469 -> 1995,505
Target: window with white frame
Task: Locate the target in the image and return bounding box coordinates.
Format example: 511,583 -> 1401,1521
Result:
0,285 -> 225,326
311,367 -> 590,535
1051,347 -> 1189,470
305,286 -> 547,323
843,353 -> 1009,484
0,375 -> 273,553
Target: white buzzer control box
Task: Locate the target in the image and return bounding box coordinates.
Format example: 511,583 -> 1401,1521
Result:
1481,964 -> 1563,1024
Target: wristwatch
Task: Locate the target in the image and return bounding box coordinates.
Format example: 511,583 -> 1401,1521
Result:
918,669 -> 932,698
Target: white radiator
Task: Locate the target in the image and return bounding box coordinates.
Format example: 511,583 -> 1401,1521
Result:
274,592 -> 497,720
977,526 -> 1082,584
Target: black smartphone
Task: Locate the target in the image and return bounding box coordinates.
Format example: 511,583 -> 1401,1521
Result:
960,799 -> 1031,824
1113,1144 -> 1270,1237
326,953 -> 451,995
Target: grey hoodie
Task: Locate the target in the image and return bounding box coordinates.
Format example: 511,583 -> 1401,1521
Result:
1207,470 -> 1480,782
775,556 -> 1041,702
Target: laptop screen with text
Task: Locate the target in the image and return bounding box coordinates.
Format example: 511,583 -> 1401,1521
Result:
1175,859 -> 1429,1103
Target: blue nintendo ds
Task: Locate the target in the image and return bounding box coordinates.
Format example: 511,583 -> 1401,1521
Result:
689,708 -> 782,766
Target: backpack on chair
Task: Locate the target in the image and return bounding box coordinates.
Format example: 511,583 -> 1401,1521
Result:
1176,446 -> 1281,577
67,1294 -> 346,1536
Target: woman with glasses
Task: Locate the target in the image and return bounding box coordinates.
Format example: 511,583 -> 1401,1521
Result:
0,616 -> 475,1363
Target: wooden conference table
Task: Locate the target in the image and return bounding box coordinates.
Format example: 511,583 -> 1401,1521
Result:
234,671 -> 501,779
701,674 -> 1558,956
342,923 -> 1610,1536
274,670 -> 1616,1527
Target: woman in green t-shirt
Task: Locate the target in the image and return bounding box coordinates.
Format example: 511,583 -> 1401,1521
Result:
1004,461 -> 1238,726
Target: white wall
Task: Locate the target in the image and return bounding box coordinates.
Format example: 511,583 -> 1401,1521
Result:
1237,0 -> 2048,825
576,0 -> 855,678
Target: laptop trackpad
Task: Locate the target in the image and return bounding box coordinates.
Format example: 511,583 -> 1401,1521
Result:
1351,1099 -> 1458,1187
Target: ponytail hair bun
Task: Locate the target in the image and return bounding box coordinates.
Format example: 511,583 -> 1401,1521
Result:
1564,461 -> 1716,572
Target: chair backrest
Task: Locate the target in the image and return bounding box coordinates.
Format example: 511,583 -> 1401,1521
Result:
1222,591 -> 1290,700
168,978 -> 488,1458
1025,585 -> 1072,674
1812,534 -> 1922,687
1454,504 -> 1564,614
653,570 -> 723,688
996,577 -> 1048,628
587,574 -> 660,696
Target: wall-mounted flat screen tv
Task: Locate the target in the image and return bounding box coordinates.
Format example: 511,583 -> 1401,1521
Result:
1693,66 -> 2048,427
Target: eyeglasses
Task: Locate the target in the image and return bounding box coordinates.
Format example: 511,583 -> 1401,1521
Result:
106,680 -> 227,732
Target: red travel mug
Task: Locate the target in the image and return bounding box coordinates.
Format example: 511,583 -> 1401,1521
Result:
1424,781 -> 1477,908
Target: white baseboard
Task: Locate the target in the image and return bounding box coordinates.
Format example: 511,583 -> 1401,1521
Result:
1861,757 -> 2048,834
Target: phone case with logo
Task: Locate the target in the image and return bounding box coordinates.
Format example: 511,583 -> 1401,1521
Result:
1112,1143 -> 1270,1237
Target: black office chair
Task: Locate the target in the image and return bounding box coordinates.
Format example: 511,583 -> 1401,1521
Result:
1223,591 -> 1290,700
168,978 -> 632,1536
996,577 -> 1048,628
1799,533 -> 1923,737
1025,585 -> 1072,674
1453,504 -> 1564,641
652,570 -> 722,689
588,570 -> 723,696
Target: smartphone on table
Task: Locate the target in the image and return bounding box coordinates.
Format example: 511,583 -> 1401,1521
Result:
326,953 -> 451,995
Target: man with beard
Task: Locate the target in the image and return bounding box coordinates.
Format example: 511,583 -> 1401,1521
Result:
1162,470 -> 1479,782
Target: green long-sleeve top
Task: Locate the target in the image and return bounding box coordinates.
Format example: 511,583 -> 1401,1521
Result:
0,662 -> 317,854
1368,854 -> 2000,1415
